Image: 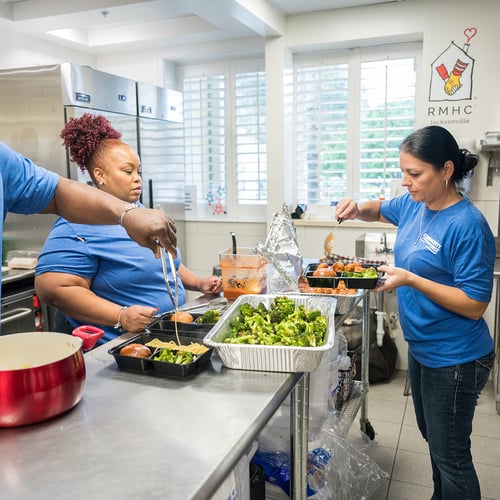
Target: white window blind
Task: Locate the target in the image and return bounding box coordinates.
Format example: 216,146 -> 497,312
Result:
235,70 -> 267,204
359,58 -> 416,200
295,46 -> 417,206
183,74 -> 226,211
182,60 -> 266,218
296,64 -> 349,204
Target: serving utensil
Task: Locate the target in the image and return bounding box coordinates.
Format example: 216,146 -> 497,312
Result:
333,216 -> 343,231
160,246 -> 181,345
230,231 -> 237,254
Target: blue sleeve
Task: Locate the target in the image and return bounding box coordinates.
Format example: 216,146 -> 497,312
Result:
0,141 -> 59,216
380,193 -> 414,227
35,220 -> 99,279
448,205 -> 495,302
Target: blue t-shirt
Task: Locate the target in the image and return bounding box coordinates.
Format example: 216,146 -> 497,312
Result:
0,141 -> 59,298
36,211 -> 186,343
380,193 -> 495,367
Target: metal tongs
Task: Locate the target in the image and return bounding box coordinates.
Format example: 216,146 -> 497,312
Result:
160,246 -> 179,315
160,245 -> 183,345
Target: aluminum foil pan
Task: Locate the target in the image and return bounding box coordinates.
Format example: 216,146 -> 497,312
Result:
203,294 -> 337,372
299,290 -> 363,316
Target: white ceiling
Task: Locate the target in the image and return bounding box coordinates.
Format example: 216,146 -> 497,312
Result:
0,0 -> 397,58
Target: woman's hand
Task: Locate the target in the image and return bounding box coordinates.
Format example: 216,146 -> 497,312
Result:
119,305 -> 159,332
199,275 -> 223,295
335,198 -> 359,221
375,265 -> 412,292
122,208 -> 177,258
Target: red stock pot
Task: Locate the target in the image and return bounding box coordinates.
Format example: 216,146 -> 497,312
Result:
0,331 -> 90,427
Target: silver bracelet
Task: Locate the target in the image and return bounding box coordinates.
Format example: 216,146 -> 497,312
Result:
114,306 -> 128,330
118,204 -> 138,226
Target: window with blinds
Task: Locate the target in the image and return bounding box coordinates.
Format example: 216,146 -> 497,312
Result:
235,71 -> 267,204
359,57 -> 417,200
183,74 -> 226,212
295,46 -> 417,205
296,64 -> 349,204
182,61 -> 266,217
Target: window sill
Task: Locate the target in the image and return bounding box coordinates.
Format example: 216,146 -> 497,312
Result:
181,214 -> 266,224
292,218 -> 396,229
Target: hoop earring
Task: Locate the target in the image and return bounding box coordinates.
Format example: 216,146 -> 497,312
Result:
445,179 -> 448,189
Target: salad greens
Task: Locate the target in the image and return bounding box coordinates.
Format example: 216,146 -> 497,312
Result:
342,267 -> 379,278
224,296 -> 328,347
154,349 -> 195,364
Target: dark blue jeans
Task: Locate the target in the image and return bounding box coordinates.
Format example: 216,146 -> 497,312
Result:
408,349 -> 495,500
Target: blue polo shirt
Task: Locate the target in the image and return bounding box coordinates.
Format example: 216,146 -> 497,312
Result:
380,193 -> 495,367
36,213 -> 186,343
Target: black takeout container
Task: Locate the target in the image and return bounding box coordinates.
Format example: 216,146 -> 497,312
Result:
108,332 -> 212,378
304,262 -> 381,289
147,312 -> 217,336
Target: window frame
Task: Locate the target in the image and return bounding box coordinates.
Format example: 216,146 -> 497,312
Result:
293,42 -> 421,213
181,58 -> 267,220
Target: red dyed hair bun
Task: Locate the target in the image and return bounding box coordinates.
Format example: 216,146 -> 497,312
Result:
61,113 -> 122,172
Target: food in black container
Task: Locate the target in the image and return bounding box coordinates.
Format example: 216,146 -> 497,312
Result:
108,332 -> 213,378
147,310 -> 221,337
303,262 -> 382,289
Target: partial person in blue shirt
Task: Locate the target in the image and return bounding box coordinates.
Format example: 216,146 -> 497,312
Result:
336,125 -> 495,500
0,139 -> 177,305
35,113 -> 221,344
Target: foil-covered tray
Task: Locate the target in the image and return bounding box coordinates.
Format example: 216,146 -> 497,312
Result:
203,294 -> 337,372
299,290 -> 364,316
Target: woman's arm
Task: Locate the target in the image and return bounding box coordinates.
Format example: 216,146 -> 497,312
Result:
35,272 -> 158,332
42,177 -> 177,257
336,199 -> 389,223
376,265 -> 489,320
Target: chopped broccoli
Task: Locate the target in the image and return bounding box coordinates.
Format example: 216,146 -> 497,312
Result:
195,309 -> 221,324
154,349 -> 195,364
223,296 -> 328,347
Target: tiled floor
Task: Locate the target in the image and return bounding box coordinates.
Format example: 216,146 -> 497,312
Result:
348,369 -> 500,500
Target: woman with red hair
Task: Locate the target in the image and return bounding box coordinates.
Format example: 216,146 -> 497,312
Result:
35,113 -> 221,344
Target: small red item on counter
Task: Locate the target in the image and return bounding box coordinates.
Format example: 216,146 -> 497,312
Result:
72,325 -> 104,350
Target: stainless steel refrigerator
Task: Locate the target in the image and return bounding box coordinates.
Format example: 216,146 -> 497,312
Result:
136,81 -> 184,218
0,63 -> 139,254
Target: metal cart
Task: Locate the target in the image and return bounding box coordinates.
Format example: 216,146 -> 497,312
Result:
335,291 -> 375,439
289,289 -> 374,499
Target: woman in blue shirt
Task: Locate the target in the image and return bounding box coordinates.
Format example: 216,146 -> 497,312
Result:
336,126 -> 495,500
35,114 -> 221,343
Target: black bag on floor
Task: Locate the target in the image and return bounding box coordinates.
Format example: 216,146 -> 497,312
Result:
339,309 -> 398,383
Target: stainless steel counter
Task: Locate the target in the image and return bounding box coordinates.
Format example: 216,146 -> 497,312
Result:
0,332 -> 302,499
1,267 -> 35,285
